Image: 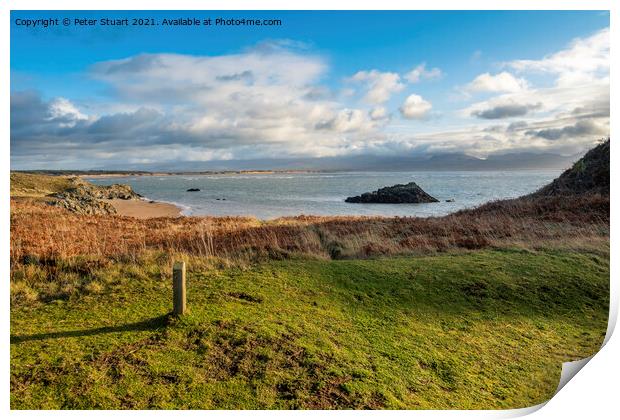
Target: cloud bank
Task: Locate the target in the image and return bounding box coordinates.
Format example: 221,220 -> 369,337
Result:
11,28 -> 609,169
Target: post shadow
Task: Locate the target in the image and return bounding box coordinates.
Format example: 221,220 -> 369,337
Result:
10,313 -> 171,344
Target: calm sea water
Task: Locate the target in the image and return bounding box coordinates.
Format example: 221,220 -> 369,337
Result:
87,171 -> 560,220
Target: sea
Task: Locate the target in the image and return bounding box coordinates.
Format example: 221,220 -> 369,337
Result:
87,171 -> 560,220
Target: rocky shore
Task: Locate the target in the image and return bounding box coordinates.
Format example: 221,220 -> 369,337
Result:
48,178 -> 143,215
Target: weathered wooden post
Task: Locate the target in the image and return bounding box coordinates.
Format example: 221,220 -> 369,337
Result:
173,261 -> 186,316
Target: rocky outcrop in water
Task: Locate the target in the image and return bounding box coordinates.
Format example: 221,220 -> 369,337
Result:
345,182 -> 439,204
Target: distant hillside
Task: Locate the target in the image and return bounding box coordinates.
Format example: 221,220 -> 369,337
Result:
531,139 -> 610,197
15,151 -> 579,173
161,151 -> 580,172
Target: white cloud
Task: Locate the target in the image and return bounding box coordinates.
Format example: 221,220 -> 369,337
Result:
92,51 -> 328,104
47,98 -> 89,127
507,27 -> 609,86
90,50 -> 369,151
463,78 -> 608,121
369,106 -> 389,121
381,111 -> 608,158
404,63 -> 442,83
399,94 -> 432,120
316,108 -> 375,132
460,27 -> 609,148
465,72 -> 529,93
349,70 -> 405,104
12,48 -> 388,165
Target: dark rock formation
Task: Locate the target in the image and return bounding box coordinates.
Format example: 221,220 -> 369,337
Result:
52,182 -> 141,201
48,196 -> 117,215
530,139 -> 609,197
345,182 -> 439,204
187,188 -> 200,192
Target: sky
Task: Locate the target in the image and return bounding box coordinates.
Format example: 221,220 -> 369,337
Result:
10,10 -> 610,169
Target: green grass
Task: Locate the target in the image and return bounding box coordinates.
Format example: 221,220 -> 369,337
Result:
10,249 -> 609,409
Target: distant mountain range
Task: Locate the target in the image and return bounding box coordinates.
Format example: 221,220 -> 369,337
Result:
82,151 -> 580,173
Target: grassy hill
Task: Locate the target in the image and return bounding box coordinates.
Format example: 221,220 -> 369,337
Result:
10,249 -> 608,409
10,172 -> 78,198
531,139 -> 609,197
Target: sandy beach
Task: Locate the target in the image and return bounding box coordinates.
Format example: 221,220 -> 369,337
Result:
105,199 -> 182,218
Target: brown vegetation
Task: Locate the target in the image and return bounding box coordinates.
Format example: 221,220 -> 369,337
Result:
10,192 -> 609,267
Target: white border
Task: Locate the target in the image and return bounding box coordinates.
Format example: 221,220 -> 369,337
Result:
2,1 -> 616,419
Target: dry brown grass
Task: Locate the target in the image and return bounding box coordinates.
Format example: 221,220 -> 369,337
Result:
10,193 -> 609,266
9,193 -> 609,305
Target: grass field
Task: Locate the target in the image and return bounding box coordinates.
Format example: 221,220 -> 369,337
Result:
10,172 -> 76,198
10,248 -> 609,409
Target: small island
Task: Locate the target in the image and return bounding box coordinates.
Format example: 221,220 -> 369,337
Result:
345,182 -> 439,204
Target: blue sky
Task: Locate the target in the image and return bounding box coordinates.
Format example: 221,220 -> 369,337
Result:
10,11 -> 610,169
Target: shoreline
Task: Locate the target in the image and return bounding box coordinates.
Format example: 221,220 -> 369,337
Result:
105,198 -> 183,218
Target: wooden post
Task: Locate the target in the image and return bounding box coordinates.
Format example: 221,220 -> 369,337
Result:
173,261 -> 186,316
